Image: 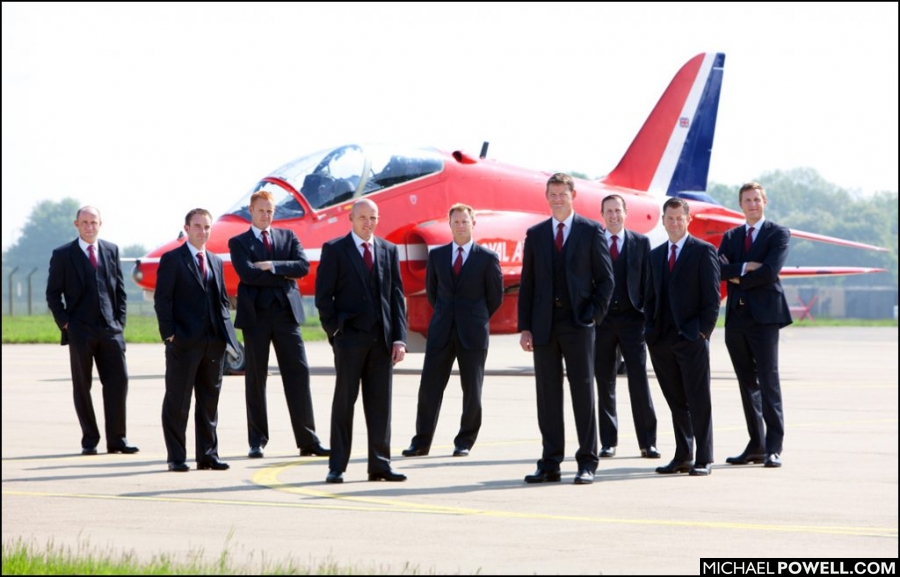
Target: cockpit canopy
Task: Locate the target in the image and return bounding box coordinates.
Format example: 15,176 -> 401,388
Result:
226,144 -> 444,220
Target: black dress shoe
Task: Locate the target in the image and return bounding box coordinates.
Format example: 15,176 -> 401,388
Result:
247,446 -> 264,459
197,458 -> 230,471
325,470 -> 344,483
655,459 -> 694,474
524,469 -> 561,483
401,446 -> 428,457
108,444 -> 139,454
641,446 -> 662,459
452,446 -> 470,457
689,463 -> 712,476
81,447 -> 98,456
168,462 -> 189,472
574,469 -> 595,484
725,450 -> 766,465
299,444 -> 331,457
764,453 -> 782,468
368,469 -> 407,482
600,446 -> 616,458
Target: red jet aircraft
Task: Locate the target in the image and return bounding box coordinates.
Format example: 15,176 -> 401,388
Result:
132,52 -> 885,370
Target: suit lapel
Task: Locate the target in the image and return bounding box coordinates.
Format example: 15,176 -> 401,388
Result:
183,244 -> 205,289
344,234 -> 369,284
740,227 -> 750,257
538,219 -> 554,263
69,240 -> 87,286
622,230 -> 632,264
653,245 -> 666,294
373,237 -> 386,288
623,232 -> 638,280
436,244 -> 454,284
209,251 -> 223,294
748,221 -> 770,257
98,242 -> 115,288
565,216 -> 587,266
269,228 -> 281,258
243,228 -> 265,261
671,237 -> 693,279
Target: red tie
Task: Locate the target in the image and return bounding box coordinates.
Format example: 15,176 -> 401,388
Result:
668,244 -> 677,272
197,252 -> 206,279
261,230 -> 272,254
453,246 -> 464,276
87,245 -> 98,269
362,242 -> 373,272
609,235 -> 619,262
555,223 -> 564,252
744,226 -> 755,253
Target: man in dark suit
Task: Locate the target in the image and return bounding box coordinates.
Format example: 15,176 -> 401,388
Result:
46,205 -> 138,455
155,208 -> 240,472
315,198 -> 408,484
645,197 -> 720,477
718,182 -> 792,469
595,194 -> 659,460
402,203 -> 503,458
228,191 -> 328,459
518,173 -> 614,485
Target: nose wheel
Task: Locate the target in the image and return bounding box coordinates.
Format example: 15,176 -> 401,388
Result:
225,342 -> 245,375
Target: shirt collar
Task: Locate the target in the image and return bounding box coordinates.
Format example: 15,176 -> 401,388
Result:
351,231 -> 374,248
553,212 -> 575,230
605,229 -> 624,242
453,240 -> 474,254
187,244 -> 205,259
746,218 -> 766,231
669,234 -> 689,252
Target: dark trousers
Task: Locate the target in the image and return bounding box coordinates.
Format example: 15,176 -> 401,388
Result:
648,330 -> 714,464
532,309 -> 599,473
328,328 -> 394,474
595,313 -> 657,450
67,326 -> 128,450
161,339 -> 227,464
411,329 -> 487,451
242,304 -> 320,449
725,307 -> 784,455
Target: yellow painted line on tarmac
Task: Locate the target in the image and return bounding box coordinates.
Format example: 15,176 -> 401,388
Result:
3,488 -> 896,538
4,424 -> 898,540
247,457 -> 898,539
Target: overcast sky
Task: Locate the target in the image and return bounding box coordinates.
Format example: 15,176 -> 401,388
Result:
2,2 -> 897,251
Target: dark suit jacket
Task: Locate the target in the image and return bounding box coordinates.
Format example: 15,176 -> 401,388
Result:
46,239 -> 127,344
644,235 -> 720,344
718,220 -> 793,328
425,243 -> 503,351
517,214 -> 614,346
228,228 -> 308,329
618,230 -> 651,312
315,233 -> 407,348
154,243 -> 239,351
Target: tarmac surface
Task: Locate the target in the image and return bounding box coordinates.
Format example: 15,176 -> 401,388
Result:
2,327 -> 898,574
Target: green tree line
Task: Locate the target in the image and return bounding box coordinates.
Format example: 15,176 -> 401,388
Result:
1,198 -> 149,316
2,168 -> 897,317
705,168 -> 897,287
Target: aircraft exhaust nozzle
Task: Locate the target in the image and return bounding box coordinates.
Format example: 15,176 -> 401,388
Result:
452,150 -> 478,164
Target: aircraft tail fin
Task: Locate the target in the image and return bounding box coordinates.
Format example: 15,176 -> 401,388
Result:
602,52 -> 725,197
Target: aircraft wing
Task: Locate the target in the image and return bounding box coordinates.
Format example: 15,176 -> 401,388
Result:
691,213 -> 889,252
778,266 -> 886,277
689,212 -> 888,277
785,229 -> 889,252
